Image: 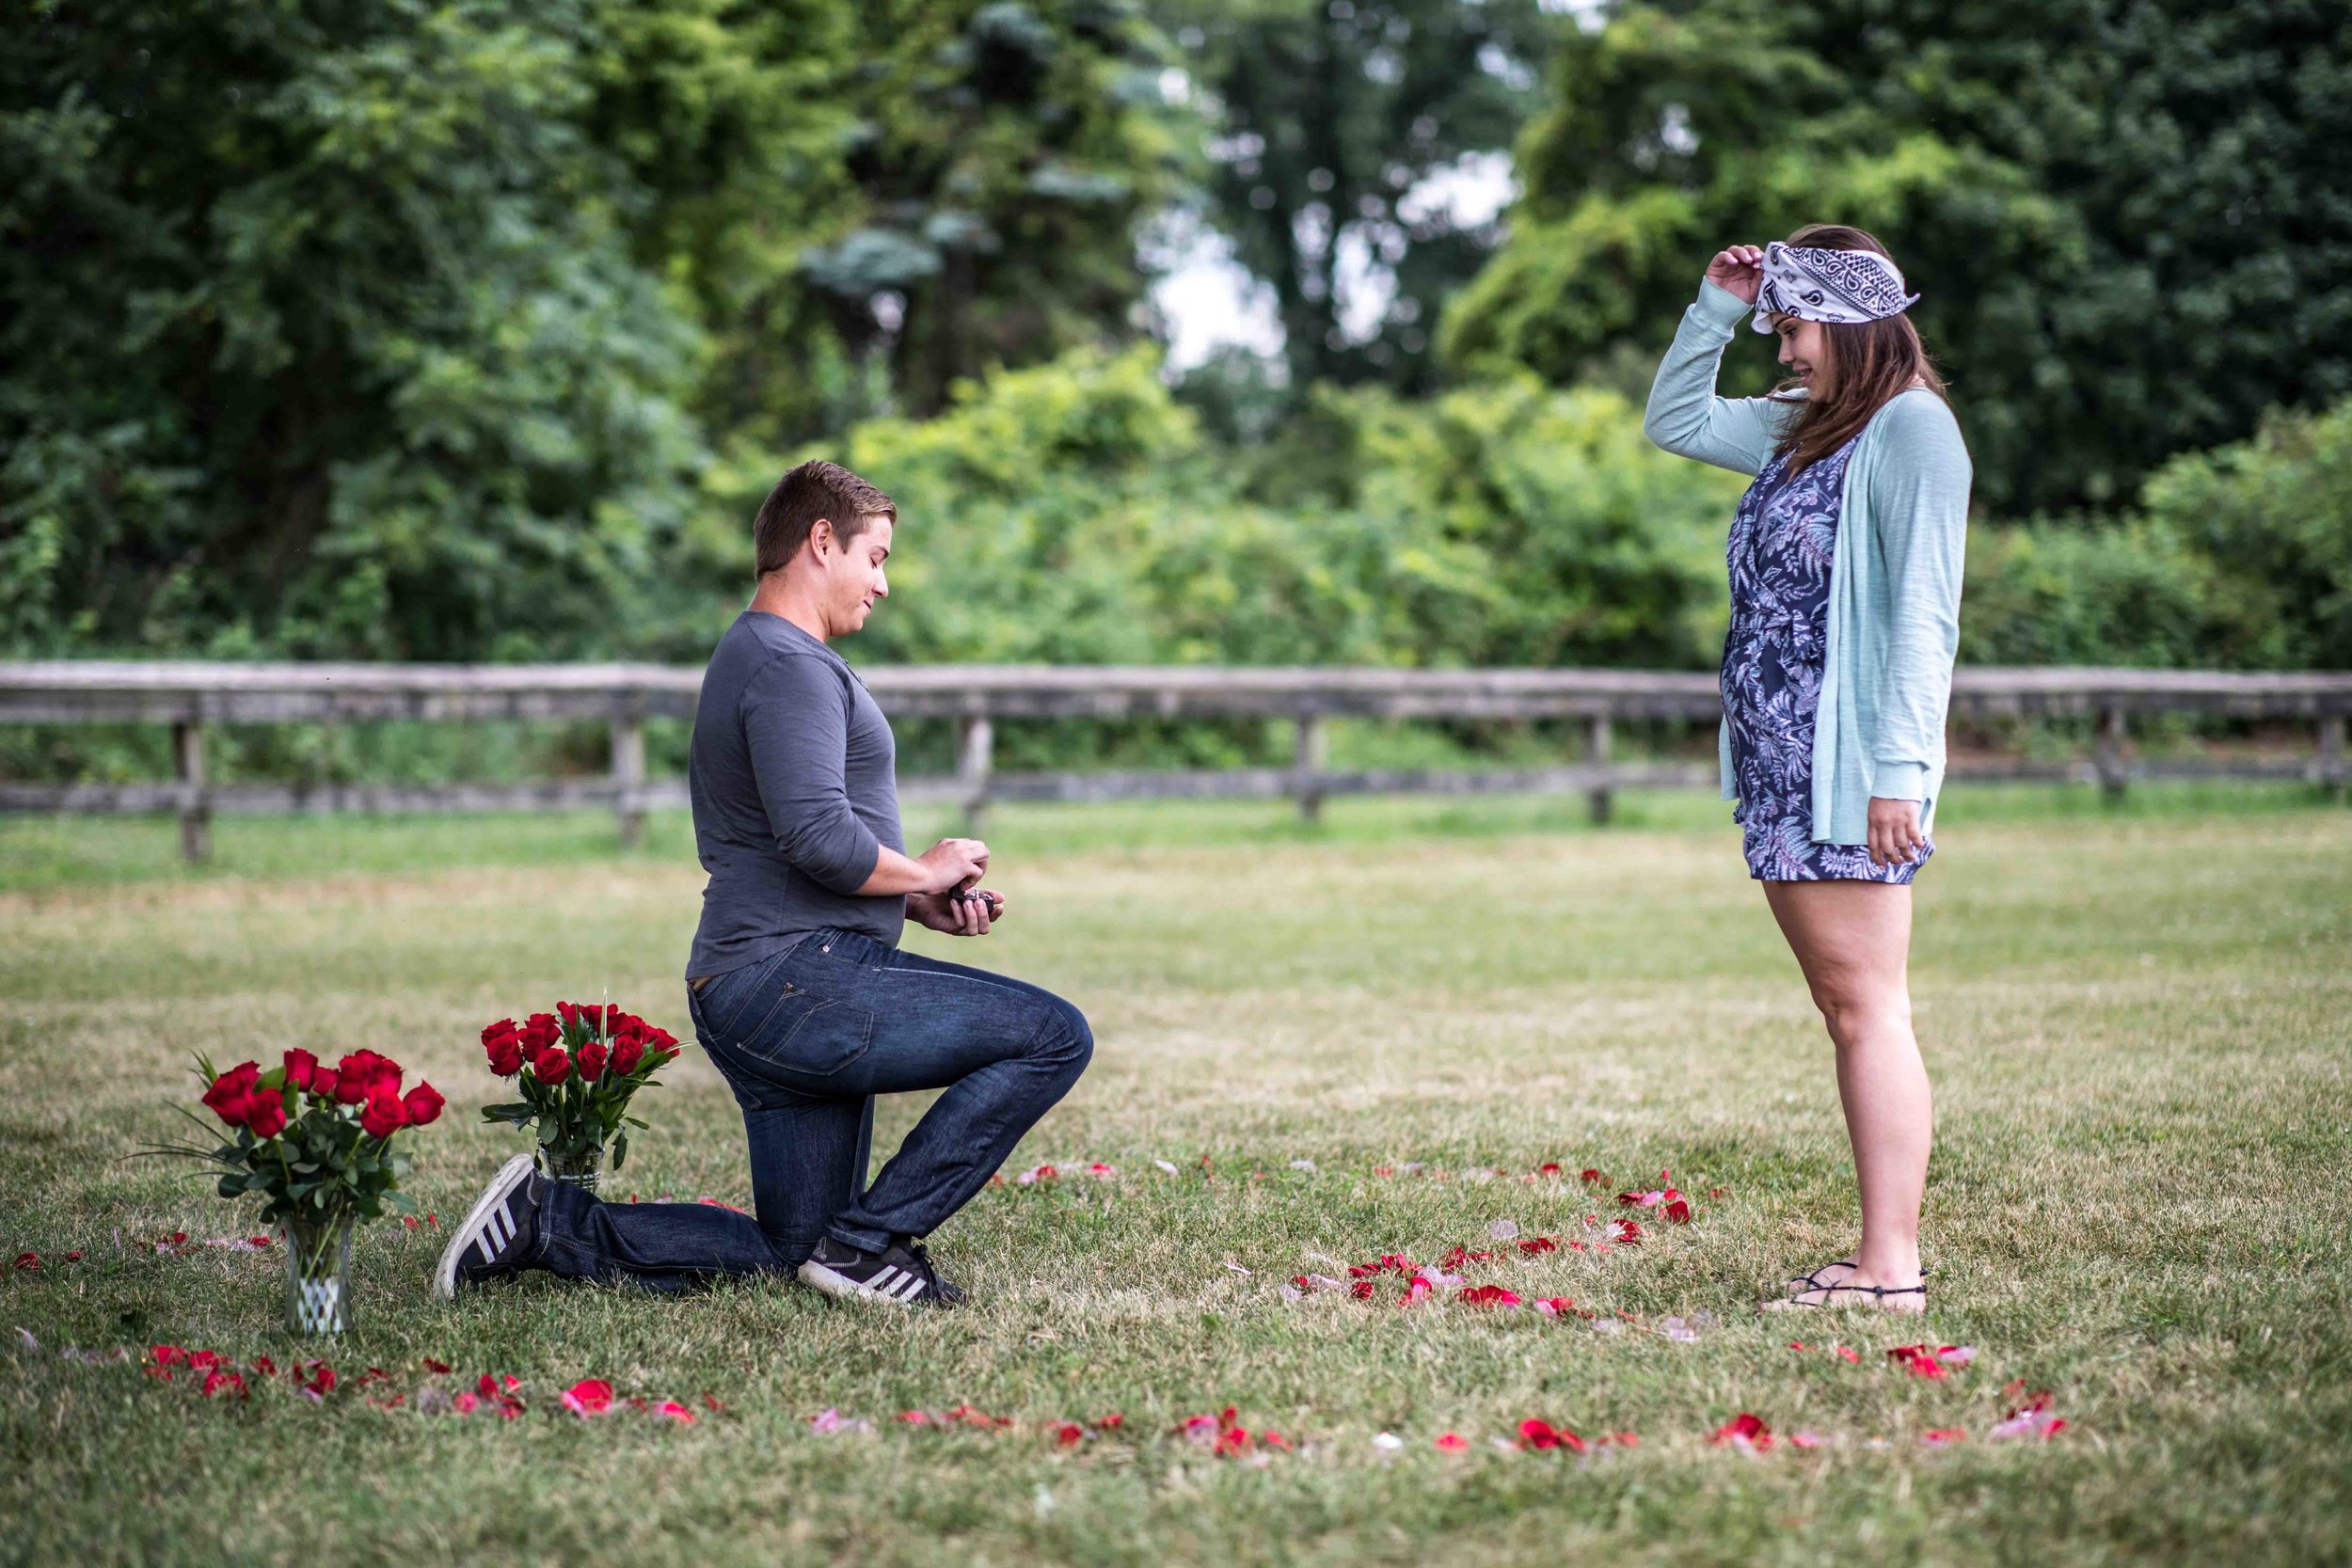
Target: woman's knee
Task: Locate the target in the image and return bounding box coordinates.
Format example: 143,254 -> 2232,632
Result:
1810,975 -> 1911,1046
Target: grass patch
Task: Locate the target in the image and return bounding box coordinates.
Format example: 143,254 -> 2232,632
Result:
2,800 -> 2348,1563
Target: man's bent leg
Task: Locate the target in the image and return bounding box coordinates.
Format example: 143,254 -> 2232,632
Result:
777,939 -> 1094,1253
733,1091 -> 875,1268
532,1182 -> 788,1292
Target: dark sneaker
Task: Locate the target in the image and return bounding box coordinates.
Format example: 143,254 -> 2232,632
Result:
433,1153 -> 540,1299
901,1241 -> 967,1307
797,1237 -> 952,1307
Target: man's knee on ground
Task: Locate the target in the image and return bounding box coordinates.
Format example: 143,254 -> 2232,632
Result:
1029,992 -> 1094,1072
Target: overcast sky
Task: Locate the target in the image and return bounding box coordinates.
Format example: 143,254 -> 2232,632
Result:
1148,150 -> 1520,373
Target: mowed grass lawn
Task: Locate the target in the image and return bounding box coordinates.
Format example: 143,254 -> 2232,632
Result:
2,790 -> 2348,1566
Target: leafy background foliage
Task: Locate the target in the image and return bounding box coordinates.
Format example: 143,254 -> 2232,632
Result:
3,0 -> 2347,734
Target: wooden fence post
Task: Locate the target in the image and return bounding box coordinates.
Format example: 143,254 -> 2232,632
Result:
1293,712 -> 1327,823
955,714 -> 994,832
2320,714 -> 2346,799
611,710 -> 646,849
172,718 -> 211,864
1585,714 -> 1613,826
2094,704 -> 2129,801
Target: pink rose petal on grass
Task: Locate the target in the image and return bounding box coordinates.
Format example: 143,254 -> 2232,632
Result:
562,1379 -> 613,1417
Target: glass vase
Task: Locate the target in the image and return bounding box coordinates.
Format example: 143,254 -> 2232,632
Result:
281,1213 -> 355,1337
540,1144 -> 605,1196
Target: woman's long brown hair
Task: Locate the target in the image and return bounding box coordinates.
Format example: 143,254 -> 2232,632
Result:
1772,224 -> 1949,476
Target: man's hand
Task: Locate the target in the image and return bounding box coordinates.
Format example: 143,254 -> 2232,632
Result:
909,889 -> 1005,937
1705,244 -> 1764,305
1866,797 -> 1928,868
914,836 -> 989,894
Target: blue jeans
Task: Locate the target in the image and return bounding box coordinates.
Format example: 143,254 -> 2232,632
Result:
531,928 -> 1093,1291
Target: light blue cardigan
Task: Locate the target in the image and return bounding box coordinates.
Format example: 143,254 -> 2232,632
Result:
1645,280 -> 1972,844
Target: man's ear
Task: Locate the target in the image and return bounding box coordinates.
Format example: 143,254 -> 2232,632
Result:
805,516 -> 834,559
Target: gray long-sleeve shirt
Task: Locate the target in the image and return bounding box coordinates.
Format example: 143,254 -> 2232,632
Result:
685,611 -> 905,978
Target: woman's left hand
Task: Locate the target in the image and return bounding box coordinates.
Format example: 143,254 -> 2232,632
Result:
1866,798 -> 1928,867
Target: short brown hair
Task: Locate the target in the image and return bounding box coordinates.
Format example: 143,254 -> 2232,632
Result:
752,460 -> 896,577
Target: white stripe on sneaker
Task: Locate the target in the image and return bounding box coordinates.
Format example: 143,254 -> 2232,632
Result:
893,1273 -> 928,1302
866,1265 -> 902,1297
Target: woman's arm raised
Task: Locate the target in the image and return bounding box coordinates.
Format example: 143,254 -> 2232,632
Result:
1642,246 -> 1789,476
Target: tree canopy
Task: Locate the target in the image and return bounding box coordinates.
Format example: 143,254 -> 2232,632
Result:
1442,0 -> 2352,514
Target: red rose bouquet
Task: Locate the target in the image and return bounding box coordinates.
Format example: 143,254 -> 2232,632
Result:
477,1003 -> 680,1190
157,1050 -> 443,1334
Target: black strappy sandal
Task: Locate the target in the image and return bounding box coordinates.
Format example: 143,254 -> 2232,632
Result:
1788,1258 -> 1858,1293
1772,1277 -> 1928,1309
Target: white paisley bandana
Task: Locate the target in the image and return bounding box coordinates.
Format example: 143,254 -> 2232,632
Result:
1751,241 -> 1919,333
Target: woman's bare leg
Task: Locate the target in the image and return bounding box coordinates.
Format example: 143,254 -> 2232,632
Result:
1762,879 -> 1931,1309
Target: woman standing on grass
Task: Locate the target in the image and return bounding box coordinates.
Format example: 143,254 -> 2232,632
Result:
1644,226 -> 1971,1311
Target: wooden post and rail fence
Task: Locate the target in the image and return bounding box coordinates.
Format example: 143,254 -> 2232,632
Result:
2,661 -> 2345,863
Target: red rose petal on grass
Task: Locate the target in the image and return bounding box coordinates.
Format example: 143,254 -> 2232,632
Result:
1056,1422 -> 1086,1447
562,1379 -> 613,1417
201,1370 -> 246,1399
1836,1346 -> 1861,1363
1887,1344 -> 1957,1380
1538,1162 -> 1563,1178
1518,1236 -> 1557,1255
1608,1218 -> 1644,1245
1580,1168 -> 1603,1183
705,1394 -> 728,1413
1014,1164 -> 1057,1185
1262,1431 -> 1292,1450
1092,1413 -> 1123,1430
1350,1280 -> 1376,1300
1518,1418 -> 1585,1452
453,1392 -> 480,1415
421,1359 -> 452,1374
1458,1285 -> 1521,1307
898,1410 -> 935,1425
1920,1427 -> 1967,1448
1663,1199 -> 1692,1224
1788,1430 -> 1826,1449
1711,1413 -> 1773,1450
656,1401 -> 696,1424
12,1252 -> 34,1271
1435,1432 -> 1470,1451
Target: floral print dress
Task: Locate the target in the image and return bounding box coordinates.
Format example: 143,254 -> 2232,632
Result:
1722,436 -> 1931,883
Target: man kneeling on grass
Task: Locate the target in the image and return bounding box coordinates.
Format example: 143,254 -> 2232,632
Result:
436,460 -> 1093,1308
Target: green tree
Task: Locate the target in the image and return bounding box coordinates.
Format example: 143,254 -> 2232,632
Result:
0,0 -> 715,659
784,0 -> 1195,422
1157,0 -> 1556,395
1443,0 -> 2352,515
